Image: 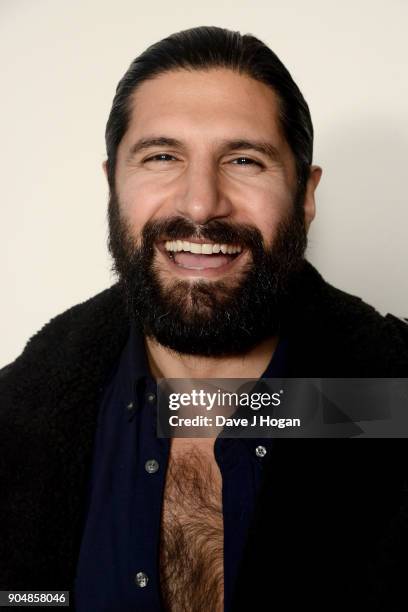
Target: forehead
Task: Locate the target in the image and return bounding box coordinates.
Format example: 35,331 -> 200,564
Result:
121,68 -> 288,152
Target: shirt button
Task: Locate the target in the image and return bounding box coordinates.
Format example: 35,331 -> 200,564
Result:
255,445 -> 267,458
135,571 -> 149,588
146,392 -> 156,403
145,459 -> 159,474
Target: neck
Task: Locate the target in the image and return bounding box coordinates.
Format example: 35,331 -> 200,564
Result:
144,334 -> 279,380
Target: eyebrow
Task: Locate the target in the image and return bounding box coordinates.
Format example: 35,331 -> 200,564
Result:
126,136 -> 282,164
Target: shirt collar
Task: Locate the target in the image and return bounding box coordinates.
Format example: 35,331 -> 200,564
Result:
123,323 -> 288,455
113,322 -> 151,411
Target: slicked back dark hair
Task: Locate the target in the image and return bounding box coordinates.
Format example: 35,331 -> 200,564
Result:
105,25 -> 314,202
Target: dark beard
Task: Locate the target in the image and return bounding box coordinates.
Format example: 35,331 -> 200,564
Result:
108,191 -> 308,357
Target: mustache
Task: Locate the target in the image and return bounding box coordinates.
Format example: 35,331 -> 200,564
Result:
140,216 -> 265,253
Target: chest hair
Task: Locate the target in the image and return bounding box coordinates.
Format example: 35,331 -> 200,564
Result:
159,445 -> 224,612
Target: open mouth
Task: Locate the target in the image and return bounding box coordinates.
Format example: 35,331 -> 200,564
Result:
157,239 -> 245,272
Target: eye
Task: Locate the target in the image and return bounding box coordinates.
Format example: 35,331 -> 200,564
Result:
231,157 -> 263,168
144,153 -> 177,163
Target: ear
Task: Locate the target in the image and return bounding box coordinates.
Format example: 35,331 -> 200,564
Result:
303,165 -> 322,230
102,160 -> 109,181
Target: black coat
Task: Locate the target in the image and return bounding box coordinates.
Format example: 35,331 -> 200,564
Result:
1,262 -> 408,611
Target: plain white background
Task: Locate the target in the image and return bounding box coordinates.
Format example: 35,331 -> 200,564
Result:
1,0 -> 407,367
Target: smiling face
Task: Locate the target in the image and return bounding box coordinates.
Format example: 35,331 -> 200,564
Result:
107,68 -> 321,356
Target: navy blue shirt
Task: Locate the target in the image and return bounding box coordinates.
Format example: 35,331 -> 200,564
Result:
74,325 -> 288,611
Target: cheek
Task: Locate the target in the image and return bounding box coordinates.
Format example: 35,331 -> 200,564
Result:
239,179 -> 294,238
117,177 -> 168,235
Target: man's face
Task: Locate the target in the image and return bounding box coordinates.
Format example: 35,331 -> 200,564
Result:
107,68 -> 320,356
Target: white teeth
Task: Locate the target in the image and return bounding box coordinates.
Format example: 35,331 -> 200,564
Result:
164,240 -> 242,255
190,243 -> 202,254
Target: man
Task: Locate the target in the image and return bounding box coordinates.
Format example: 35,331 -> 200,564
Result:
1,25 -> 408,612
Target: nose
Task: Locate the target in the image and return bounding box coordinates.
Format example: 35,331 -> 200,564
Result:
174,159 -> 233,225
